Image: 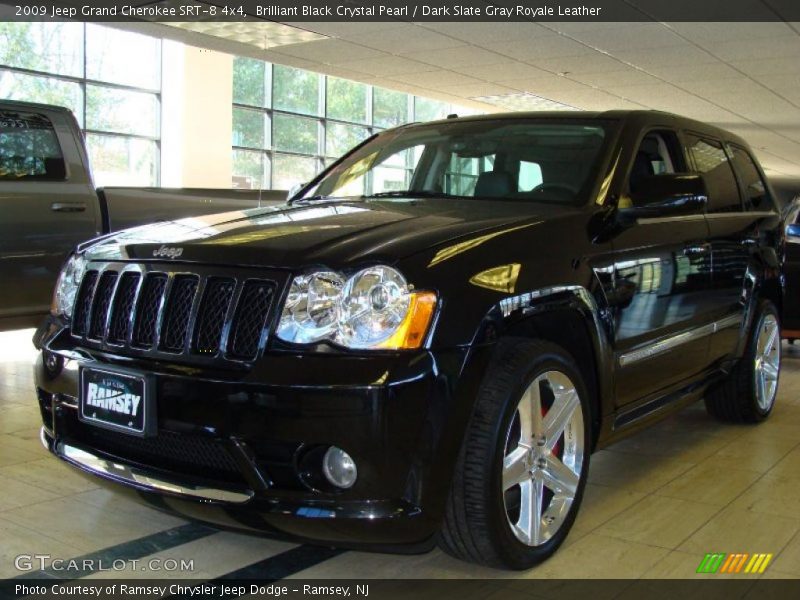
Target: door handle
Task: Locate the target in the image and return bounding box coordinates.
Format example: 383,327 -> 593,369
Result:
51,202 -> 87,213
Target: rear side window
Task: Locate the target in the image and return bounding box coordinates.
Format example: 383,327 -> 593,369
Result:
0,111 -> 66,180
729,145 -> 771,211
686,136 -> 741,213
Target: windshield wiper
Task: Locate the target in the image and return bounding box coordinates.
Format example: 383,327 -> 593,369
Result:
363,190 -> 461,199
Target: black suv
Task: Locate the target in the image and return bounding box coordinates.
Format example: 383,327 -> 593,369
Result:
34,111 -> 782,569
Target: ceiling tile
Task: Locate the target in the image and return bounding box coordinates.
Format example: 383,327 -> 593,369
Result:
528,52 -> 626,75
271,39 -> 386,63
389,69 -> 485,87
612,45 -> 717,69
416,22 -> 549,45
456,61 -> 551,82
335,55 -> 437,77
490,35 -> 593,61
568,68 -> 662,88
438,82 -> 520,98
641,62 -> 743,83
284,21 -> 404,39
401,45 -> 508,69
356,25 -> 465,54
704,36 -> 800,62
729,57 -> 800,78
567,23 -> 686,52
665,22 -> 795,43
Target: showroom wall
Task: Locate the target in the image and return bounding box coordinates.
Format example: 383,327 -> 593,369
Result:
0,22 -> 476,190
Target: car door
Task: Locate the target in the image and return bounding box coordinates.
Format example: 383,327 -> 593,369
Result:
697,139 -> 779,361
0,108 -> 100,326
606,128 -> 715,408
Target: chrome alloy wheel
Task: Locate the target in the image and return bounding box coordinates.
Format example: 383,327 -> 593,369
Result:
755,314 -> 780,411
502,370 -> 584,547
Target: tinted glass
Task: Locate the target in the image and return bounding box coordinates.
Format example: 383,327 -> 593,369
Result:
232,107 -> 265,149
305,120 -> 608,205
373,88 -> 409,128
85,133 -> 157,186
273,153 -> 318,190
0,22 -> 83,77
0,111 -> 65,180
730,145 -> 771,211
86,25 -> 160,89
273,65 -> 320,116
233,57 -> 266,107
687,136 -> 741,213
326,122 -> 370,158
326,77 -> 368,124
86,85 -> 159,137
232,149 -> 267,189
273,114 -> 318,154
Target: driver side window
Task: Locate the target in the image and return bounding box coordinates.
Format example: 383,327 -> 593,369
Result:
628,130 -> 684,196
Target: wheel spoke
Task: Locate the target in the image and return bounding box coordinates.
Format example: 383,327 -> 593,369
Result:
757,369 -> 768,406
764,324 -> 779,356
541,455 -> 579,496
762,361 -> 779,381
503,446 -> 530,491
516,478 -> 543,546
543,388 -> 579,450
517,382 -> 544,441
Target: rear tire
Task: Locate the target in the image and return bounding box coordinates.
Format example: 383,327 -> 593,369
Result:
438,339 -> 591,569
705,300 -> 780,423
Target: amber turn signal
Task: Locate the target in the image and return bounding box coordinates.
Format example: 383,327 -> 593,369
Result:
377,291 -> 438,350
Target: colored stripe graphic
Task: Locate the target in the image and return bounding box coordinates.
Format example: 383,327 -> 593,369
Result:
698,552 -> 773,575
697,553 -> 726,573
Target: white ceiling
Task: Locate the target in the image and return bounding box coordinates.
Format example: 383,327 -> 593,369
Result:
140,19 -> 800,177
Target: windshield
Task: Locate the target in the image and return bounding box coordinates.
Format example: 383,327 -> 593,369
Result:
300,119 -> 610,206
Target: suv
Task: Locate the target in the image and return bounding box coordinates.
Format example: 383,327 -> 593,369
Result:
34,111 -> 782,569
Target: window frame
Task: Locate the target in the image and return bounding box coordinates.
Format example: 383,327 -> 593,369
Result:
726,142 -> 774,213
0,24 -> 162,186
684,131 -> 744,214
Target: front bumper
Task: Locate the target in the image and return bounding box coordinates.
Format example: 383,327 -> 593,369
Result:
34,323 -> 488,551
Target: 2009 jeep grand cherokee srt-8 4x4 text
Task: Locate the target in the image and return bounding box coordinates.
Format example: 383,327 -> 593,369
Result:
34,111 -> 783,569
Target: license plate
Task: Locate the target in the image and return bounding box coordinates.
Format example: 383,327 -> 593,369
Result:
79,366 -> 154,436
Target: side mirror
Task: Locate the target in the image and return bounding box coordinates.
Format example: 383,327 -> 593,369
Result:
786,223 -> 800,243
287,182 -> 305,202
620,173 -> 708,220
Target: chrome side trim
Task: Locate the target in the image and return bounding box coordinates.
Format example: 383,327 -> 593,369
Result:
60,444 -> 253,504
637,214 -> 706,225
637,210 -> 777,226
619,314 -> 743,367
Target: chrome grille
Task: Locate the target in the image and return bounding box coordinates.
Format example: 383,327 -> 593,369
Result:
193,278 -> 235,355
71,265 -> 276,363
159,275 -> 199,352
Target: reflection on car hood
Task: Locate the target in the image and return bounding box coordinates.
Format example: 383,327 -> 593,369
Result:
83,198 -> 565,269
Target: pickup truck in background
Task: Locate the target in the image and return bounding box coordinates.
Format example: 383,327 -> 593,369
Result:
0,100 -> 286,331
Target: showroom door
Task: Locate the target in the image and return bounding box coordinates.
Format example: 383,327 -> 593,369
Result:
0,109 -> 100,325
606,130 -> 715,408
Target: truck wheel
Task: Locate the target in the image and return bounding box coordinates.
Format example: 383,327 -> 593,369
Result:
438,339 -> 591,569
705,300 -> 781,423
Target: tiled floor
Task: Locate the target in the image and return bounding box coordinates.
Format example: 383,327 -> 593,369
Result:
2,328 -> 800,581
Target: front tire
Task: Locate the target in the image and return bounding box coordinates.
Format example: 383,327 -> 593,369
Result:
705,300 -> 781,423
438,339 -> 591,569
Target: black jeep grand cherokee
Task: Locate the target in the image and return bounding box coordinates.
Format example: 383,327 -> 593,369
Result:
34,111 -> 782,569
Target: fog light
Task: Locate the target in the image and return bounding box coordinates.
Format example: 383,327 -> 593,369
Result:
322,446 -> 357,489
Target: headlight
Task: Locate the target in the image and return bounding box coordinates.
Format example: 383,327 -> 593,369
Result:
277,265 -> 437,350
276,271 -> 344,344
51,253 -> 87,319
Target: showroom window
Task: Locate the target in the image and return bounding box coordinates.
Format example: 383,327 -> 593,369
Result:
231,57 -> 470,190
0,22 -> 161,186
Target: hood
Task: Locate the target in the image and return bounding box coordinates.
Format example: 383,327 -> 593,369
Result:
83,198 -> 567,269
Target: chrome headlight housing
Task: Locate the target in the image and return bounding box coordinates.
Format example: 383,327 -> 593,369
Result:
51,253 -> 87,319
277,265 -> 436,350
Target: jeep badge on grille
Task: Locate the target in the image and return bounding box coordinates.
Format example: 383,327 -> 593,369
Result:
153,245 -> 184,259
